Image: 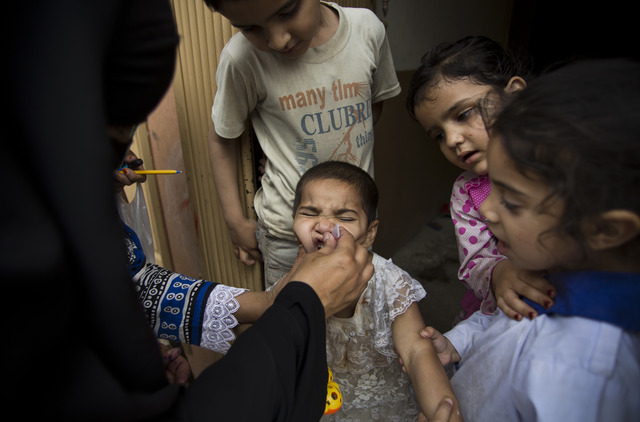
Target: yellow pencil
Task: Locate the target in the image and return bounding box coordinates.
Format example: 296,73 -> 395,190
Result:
118,170 -> 182,174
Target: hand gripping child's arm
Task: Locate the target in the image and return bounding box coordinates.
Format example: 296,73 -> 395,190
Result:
393,304 -> 463,421
418,326 -> 461,367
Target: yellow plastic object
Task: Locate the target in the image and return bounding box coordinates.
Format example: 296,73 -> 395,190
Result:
325,368 -> 343,415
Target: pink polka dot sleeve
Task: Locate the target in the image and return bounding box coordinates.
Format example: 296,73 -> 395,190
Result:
449,171 -> 504,314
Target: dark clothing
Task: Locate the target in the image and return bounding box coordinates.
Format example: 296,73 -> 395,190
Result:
5,0 -> 327,419
184,282 -> 328,421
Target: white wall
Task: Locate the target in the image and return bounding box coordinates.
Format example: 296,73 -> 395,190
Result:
375,0 -> 514,71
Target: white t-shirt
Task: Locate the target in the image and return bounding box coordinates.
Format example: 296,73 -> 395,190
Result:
212,2 -> 400,241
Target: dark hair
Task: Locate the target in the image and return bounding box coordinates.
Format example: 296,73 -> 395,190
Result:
105,0 -> 179,125
491,58 -> 640,245
293,161 -> 379,224
406,35 -> 530,119
203,0 -> 221,10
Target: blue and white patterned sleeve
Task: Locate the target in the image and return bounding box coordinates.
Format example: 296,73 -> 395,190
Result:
124,223 -> 247,354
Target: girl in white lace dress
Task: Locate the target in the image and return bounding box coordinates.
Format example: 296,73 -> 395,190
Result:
285,161 -> 461,421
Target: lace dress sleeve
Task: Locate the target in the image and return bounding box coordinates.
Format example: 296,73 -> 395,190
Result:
371,254 -> 426,358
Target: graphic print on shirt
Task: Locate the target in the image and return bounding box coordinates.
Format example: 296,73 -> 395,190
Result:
279,79 -> 373,174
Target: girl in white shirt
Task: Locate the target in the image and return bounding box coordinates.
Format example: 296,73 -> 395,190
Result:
422,59 -> 640,422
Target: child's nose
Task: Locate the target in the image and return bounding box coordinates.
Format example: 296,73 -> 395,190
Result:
479,191 -> 498,223
266,25 -> 291,51
446,130 -> 465,149
315,217 -> 335,233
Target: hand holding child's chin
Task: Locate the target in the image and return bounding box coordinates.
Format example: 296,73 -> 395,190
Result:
284,230 -> 372,318
278,225 -> 345,289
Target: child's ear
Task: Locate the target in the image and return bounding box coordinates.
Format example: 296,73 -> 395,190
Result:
504,76 -> 527,94
362,219 -> 379,249
584,210 -> 640,251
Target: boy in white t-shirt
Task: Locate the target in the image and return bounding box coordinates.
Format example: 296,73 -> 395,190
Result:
204,0 -> 401,288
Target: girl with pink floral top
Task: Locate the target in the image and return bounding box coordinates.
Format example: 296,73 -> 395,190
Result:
449,172 -> 497,321
406,36 -> 555,323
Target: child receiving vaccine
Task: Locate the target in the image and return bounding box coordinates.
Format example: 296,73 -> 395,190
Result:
406,35 -> 554,323
204,0 -> 401,289
274,160 -> 461,421
421,58 -> 640,421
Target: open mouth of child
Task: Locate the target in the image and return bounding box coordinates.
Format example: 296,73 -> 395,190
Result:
460,150 -> 479,165
315,225 -> 341,250
497,238 -> 510,255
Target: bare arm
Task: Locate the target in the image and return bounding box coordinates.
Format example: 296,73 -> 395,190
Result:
208,120 -> 261,265
232,291 -> 276,324
393,304 -> 463,421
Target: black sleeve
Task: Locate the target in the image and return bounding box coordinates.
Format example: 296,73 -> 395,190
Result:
7,0 -> 327,419
7,0 -> 182,418
180,282 -> 328,422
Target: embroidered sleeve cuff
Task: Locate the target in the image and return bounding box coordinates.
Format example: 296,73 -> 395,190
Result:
200,285 -> 248,355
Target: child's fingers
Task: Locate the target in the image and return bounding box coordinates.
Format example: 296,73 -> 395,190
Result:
496,292 -> 526,321
398,357 -> 407,373
497,270 -> 555,320
236,246 -> 256,266
427,398 -> 454,422
508,273 -> 555,319
419,326 -> 436,339
515,281 -> 554,310
499,287 -> 550,320
419,326 -> 456,365
518,271 -> 556,301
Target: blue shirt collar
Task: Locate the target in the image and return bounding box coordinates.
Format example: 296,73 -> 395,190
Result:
525,271 -> 640,332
